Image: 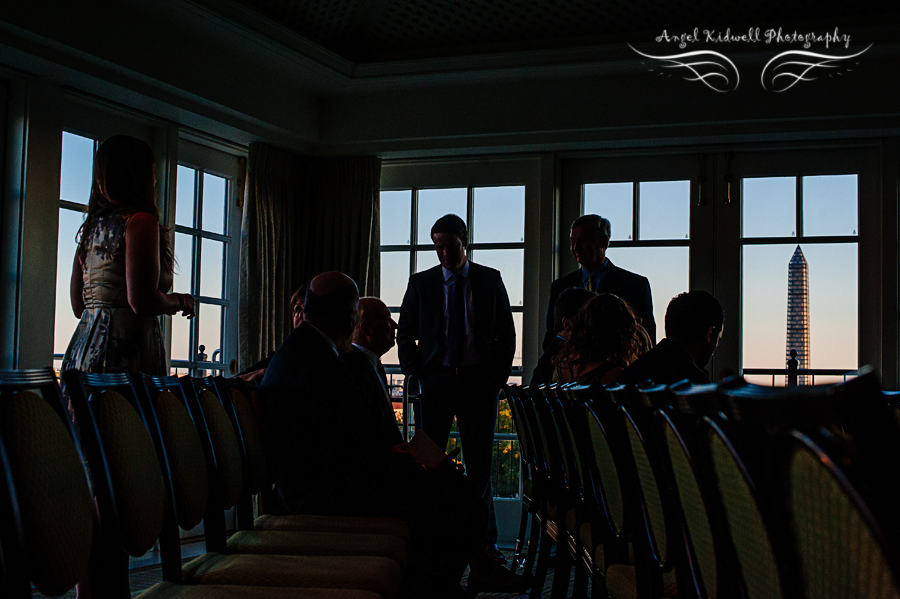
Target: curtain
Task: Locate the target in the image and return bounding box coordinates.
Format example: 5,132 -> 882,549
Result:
239,143 -> 380,368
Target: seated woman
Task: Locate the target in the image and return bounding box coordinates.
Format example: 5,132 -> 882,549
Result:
551,293 -> 644,386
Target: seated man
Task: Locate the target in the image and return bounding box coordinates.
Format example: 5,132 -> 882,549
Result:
259,274 -> 517,598
531,287 -> 596,386
239,283 -> 307,383
617,290 -> 724,386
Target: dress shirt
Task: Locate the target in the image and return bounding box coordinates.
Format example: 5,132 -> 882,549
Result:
352,343 -> 391,401
441,260 -> 478,366
580,258 -> 610,292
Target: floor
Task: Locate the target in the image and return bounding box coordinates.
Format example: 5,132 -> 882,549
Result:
33,546 -> 579,598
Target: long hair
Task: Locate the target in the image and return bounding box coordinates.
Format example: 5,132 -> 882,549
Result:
554,293 -> 644,370
76,135 -> 173,269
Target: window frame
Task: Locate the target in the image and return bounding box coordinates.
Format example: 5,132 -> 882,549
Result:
169,138 -> 244,377
560,143 -> 884,383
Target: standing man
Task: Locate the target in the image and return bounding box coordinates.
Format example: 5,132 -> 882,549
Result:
543,214 -> 656,350
397,214 -> 516,559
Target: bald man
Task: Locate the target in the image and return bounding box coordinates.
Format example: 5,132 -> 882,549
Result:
348,297 -> 401,447
259,274 -> 491,598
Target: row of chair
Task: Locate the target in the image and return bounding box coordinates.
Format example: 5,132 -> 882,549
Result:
0,369 -> 412,599
505,367 -> 900,599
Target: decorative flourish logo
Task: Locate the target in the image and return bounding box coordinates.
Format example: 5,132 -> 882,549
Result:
628,28 -> 870,92
760,45 -> 873,92
627,45 -> 740,93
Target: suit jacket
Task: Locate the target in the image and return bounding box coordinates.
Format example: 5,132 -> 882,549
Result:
343,346 -> 404,448
397,262 -> 516,389
616,338 -> 710,386
258,322 -> 414,514
543,260 -> 656,350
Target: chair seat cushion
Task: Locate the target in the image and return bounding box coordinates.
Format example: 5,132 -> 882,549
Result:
606,564 -> 677,599
181,553 -> 401,598
227,531 -> 408,569
138,581 -> 382,599
254,514 -> 411,546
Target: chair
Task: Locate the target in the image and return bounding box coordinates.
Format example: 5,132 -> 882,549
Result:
660,381 -> 745,599
518,384 -> 563,599
114,372 -> 401,598
786,428 -> 900,598
216,376 -> 411,545
0,368 -> 93,599
606,383 -> 679,599
573,384 -> 633,596
505,384 -> 541,573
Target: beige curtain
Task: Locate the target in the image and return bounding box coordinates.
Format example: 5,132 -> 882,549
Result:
239,144 -> 380,368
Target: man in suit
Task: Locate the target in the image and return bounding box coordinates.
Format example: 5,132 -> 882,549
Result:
397,214 -> 516,558
260,272 -> 490,599
618,290 -> 724,386
543,214 -> 656,350
348,296 -> 402,447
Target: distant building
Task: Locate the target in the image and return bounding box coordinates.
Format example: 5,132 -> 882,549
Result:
786,245 -> 811,385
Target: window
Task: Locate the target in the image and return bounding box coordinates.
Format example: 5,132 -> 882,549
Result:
169,165 -> 232,376
741,174 -> 858,385
564,147 -> 877,386
53,132 -> 96,372
379,186 -> 526,378
379,185 -> 526,498
582,179 -> 691,343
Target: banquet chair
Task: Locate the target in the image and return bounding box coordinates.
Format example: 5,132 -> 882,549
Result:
217,375 -> 411,545
132,373 -> 403,598
0,368 -> 93,599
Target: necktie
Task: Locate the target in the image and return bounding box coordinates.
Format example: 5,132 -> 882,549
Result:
585,273 -> 594,292
446,273 -> 466,367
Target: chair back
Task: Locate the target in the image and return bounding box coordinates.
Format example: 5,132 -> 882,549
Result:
181,377 -> 244,511
64,371 -> 167,560
0,369 -> 93,597
787,429 -> 900,599
659,407 -> 718,599
142,374 -> 230,552
707,416 -> 789,599
580,387 -> 627,542
610,383 -> 680,598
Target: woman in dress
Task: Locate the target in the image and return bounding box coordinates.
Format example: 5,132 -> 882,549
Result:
62,134 -> 194,377
551,293 -> 644,386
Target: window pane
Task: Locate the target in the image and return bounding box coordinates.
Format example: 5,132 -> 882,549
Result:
743,177 -> 796,238
60,132 -> 94,205
470,249 -> 524,307
383,336 -> 399,367
54,209 -> 86,354
381,190 -> 412,245
742,243 -> 857,372
512,312 -> 523,368
417,188 -> 467,244
176,166 -> 196,228
199,238 -> 224,299
639,180 -> 690,240
173,233 -> 193,294
802,175 -> 858,237
584,182 -> 632,241
605,246 -> 690,344
472,186 -> 525,243
202,173 -> 226,235
381,251 -> 411,307
197,303 -> 222,361
416,250 -> 439,273
170,311 -> 191,361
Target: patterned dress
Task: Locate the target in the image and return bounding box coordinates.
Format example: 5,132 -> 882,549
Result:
61,207 -> 172,376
